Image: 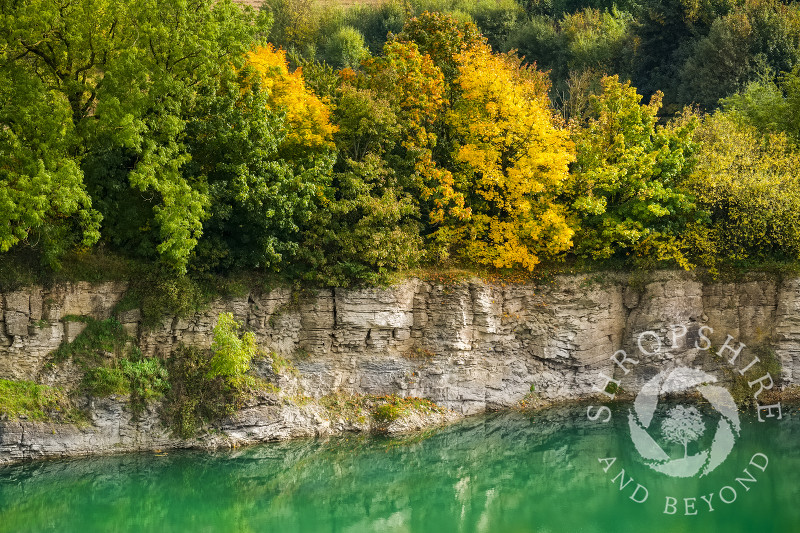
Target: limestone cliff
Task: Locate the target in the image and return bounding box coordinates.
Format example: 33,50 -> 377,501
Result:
0,271 -> 795,464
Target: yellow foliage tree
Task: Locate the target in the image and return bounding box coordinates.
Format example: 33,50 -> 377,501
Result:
443,45 -> 575,269
244,45 -> 336,156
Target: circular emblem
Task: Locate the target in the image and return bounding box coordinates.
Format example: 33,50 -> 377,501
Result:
628,366 -> 741,478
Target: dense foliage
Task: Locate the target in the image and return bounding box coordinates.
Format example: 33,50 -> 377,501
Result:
565,76 -> 700,267
5,0 -> 800,284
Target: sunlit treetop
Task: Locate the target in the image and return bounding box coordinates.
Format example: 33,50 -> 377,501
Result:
244,45 -> 336,157
443,43 -> 575,270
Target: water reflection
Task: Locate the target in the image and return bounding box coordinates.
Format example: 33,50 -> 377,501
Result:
0,404 -> 798,532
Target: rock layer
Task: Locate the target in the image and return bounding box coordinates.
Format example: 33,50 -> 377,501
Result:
2,272 -> 793,410
0,271 -> 796,464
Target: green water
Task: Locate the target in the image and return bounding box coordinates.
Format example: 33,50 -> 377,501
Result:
0,403 -> 798,532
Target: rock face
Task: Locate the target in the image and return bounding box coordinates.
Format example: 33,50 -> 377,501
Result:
0,281 -> 128,380
0,397 -> 180,464
0,272 -> 796,413
0,271 -> 796,465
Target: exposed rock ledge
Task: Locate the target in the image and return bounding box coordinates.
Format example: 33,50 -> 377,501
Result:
0,396 -> 460,466
1,270 -> 797,465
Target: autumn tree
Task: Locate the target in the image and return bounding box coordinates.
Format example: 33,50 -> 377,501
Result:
360,38 -> 450,222
362,40 -> 446,155
244,46 -> 337,157
383,13 -> 576,269
396,11 -> 485,82
441,45 -> 575,269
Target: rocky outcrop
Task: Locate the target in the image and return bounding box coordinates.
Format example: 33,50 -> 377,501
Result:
218,400 -> 460,447
0,270 -> 797,465
0,397 -> 179,464
0,394 -> 459,465
1,272 -> 796,413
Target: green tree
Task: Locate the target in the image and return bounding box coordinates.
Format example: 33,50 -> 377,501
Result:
0,67 -> 100,266
631,0 -> 735,111
502,8 -> 635,116
560,8 -> 636,79
469,0 -> 525,51
304,155 -> 424,284
679,11 -> 756,109
0,0 -> 270,272
343,1 -> 407,55
323,26 -> 371,69
564,76 -> 701,267
261,0 -> 319,55
722,66 -> 800,145
301,80 -> 422,284
502,15 -> 562,71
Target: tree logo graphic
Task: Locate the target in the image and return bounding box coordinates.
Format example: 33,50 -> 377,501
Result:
660,405 -> 705,458
628,367 -> 741,478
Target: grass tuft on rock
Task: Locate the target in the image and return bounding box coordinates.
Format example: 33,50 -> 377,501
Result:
0,379 -> 82,422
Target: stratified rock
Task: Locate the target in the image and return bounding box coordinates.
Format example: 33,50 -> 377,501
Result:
0,270 -> 796,465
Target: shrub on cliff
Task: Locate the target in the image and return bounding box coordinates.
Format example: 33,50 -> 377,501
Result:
165,313 -> 265,438
164,345 -> 237,438
47,316 -> 169,413
207,313 -> 258,388
83,358 -> 169,414
0,379 -> 81,423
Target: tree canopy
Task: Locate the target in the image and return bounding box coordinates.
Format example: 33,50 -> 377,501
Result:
5,1 -> 800,283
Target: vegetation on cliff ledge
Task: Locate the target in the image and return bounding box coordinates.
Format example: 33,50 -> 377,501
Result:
0,379 -> 82,423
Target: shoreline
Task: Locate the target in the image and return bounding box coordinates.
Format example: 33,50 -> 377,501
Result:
2,389 -> 796,468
